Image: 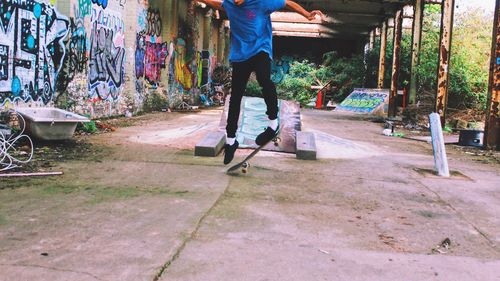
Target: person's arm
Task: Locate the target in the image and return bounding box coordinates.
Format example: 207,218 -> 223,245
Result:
285,0 -> 324,21
196,0 -> 225,11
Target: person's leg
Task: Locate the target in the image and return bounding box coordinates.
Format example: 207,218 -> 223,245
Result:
224,59 -> 252,164
254,52 -> 278,121
254,52 -> 279,146
226,61 -> 252,138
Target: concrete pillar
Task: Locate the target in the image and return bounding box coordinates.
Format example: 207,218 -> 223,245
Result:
201,10 -> 212,86
484,0 -> 500,150
408,0 -> 425,105
217,22 -> 225,64
202,10 -> 211,50
223,20 -> 230,65
435,0 -> 455,125
171,0 -> 179,38
378,20 -> 388,89
389,9 -> 403,117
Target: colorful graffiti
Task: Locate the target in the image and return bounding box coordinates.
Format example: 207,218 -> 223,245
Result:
57,16 -> 88,92
135,9 -> 167,87
336,89 -> 389,114
91,0 -> 108,9
0,0 -> 69,106
174,38 -> 193,90
271,56 -> 292,84
146,10 -> 162,37
145,41 -> 167,84
89,8 -> 125,101
78,0 -> 92,17
135,34 -> 146,79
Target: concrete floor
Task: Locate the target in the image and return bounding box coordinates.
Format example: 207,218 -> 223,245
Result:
0,109 -> 499,281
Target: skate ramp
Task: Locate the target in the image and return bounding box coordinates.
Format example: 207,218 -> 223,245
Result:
335,88 -> 389,116
219,96 -> 301,153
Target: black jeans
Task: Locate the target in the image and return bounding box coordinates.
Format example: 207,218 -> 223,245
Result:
226,51 -> 278,138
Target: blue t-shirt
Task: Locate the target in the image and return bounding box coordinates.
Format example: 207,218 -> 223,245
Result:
222,0 -> 286,62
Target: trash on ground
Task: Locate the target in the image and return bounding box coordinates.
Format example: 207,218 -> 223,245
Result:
431,238 -> 451,254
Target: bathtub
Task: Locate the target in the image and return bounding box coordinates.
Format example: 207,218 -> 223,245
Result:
15,108 -> 90,140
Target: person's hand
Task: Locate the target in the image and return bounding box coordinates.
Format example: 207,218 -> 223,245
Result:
235,0 -> 245,5
307,10 -> 325,21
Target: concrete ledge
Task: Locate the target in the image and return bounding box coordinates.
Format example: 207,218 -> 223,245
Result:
296,131 -> 317,160
195,131 -> 226,157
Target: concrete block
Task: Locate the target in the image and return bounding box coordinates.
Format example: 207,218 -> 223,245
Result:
296,131 -> 317,160
195,131 -> 226,157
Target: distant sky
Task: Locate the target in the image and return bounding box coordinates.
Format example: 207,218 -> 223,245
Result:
456,0 -> 495,13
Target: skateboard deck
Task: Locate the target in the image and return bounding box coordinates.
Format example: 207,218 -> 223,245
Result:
226,130 -> 281,174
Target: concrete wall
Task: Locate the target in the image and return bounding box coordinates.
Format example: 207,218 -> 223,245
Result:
0,0 -> 228,118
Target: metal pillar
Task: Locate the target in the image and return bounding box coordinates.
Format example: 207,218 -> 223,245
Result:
485,0 -> 500,150
389,9 -> 403,117
378,20 -> 388,89
435,0 -> 455,125
369,29 -> 375,50
409,0 -> 425,105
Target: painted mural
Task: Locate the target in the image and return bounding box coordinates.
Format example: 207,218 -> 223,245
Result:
0,0 -> 228,116
135,9 -> 167,88
57,15 -> 87,93
88,7 -> 125,101
336,88 -> 390,115
0,0 -> 69,106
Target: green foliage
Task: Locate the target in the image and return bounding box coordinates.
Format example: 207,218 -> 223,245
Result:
321,51 -> 366,101
242,5 -> 491,110
245,79 -> 262,97
415,4 -> 491,110
245,61 -> 318,105
77,115 -> 97,134
143,90 -> 168,112
276,60 -> 317,105
82,121 -> 98,134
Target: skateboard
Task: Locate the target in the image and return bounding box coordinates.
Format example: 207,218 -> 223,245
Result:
226,130 -> 281,174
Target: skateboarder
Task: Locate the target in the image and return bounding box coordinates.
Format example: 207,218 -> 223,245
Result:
196,0 -> 324,164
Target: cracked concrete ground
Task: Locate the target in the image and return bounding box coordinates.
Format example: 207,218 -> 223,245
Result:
1,109 -> 499,281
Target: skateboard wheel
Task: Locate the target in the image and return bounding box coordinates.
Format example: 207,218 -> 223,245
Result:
242,162 -> 249,173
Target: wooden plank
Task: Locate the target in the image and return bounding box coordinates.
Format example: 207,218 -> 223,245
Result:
0,172 -> 63,178
296,131 -> 317,160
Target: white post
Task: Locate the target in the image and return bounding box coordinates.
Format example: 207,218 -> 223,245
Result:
429,113 -> 450,177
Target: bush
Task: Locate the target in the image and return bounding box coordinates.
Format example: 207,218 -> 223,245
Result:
143,90 -> 167,112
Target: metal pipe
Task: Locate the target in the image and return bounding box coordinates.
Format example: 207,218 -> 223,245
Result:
409,0 -> 425,105
389,9 -> 403,117
369,29 -> 375,50
378,20 -> 388,89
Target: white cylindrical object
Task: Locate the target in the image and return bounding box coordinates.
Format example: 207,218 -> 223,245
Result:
429,113 -> 450,177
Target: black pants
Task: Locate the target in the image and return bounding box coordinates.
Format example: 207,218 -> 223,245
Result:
226,51 -> 278,138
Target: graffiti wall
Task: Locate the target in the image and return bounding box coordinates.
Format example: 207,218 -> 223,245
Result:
135,9 -> 167,88
0,0 -> 229,116
0,0 -> 69,106
88,6 -> 125,102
